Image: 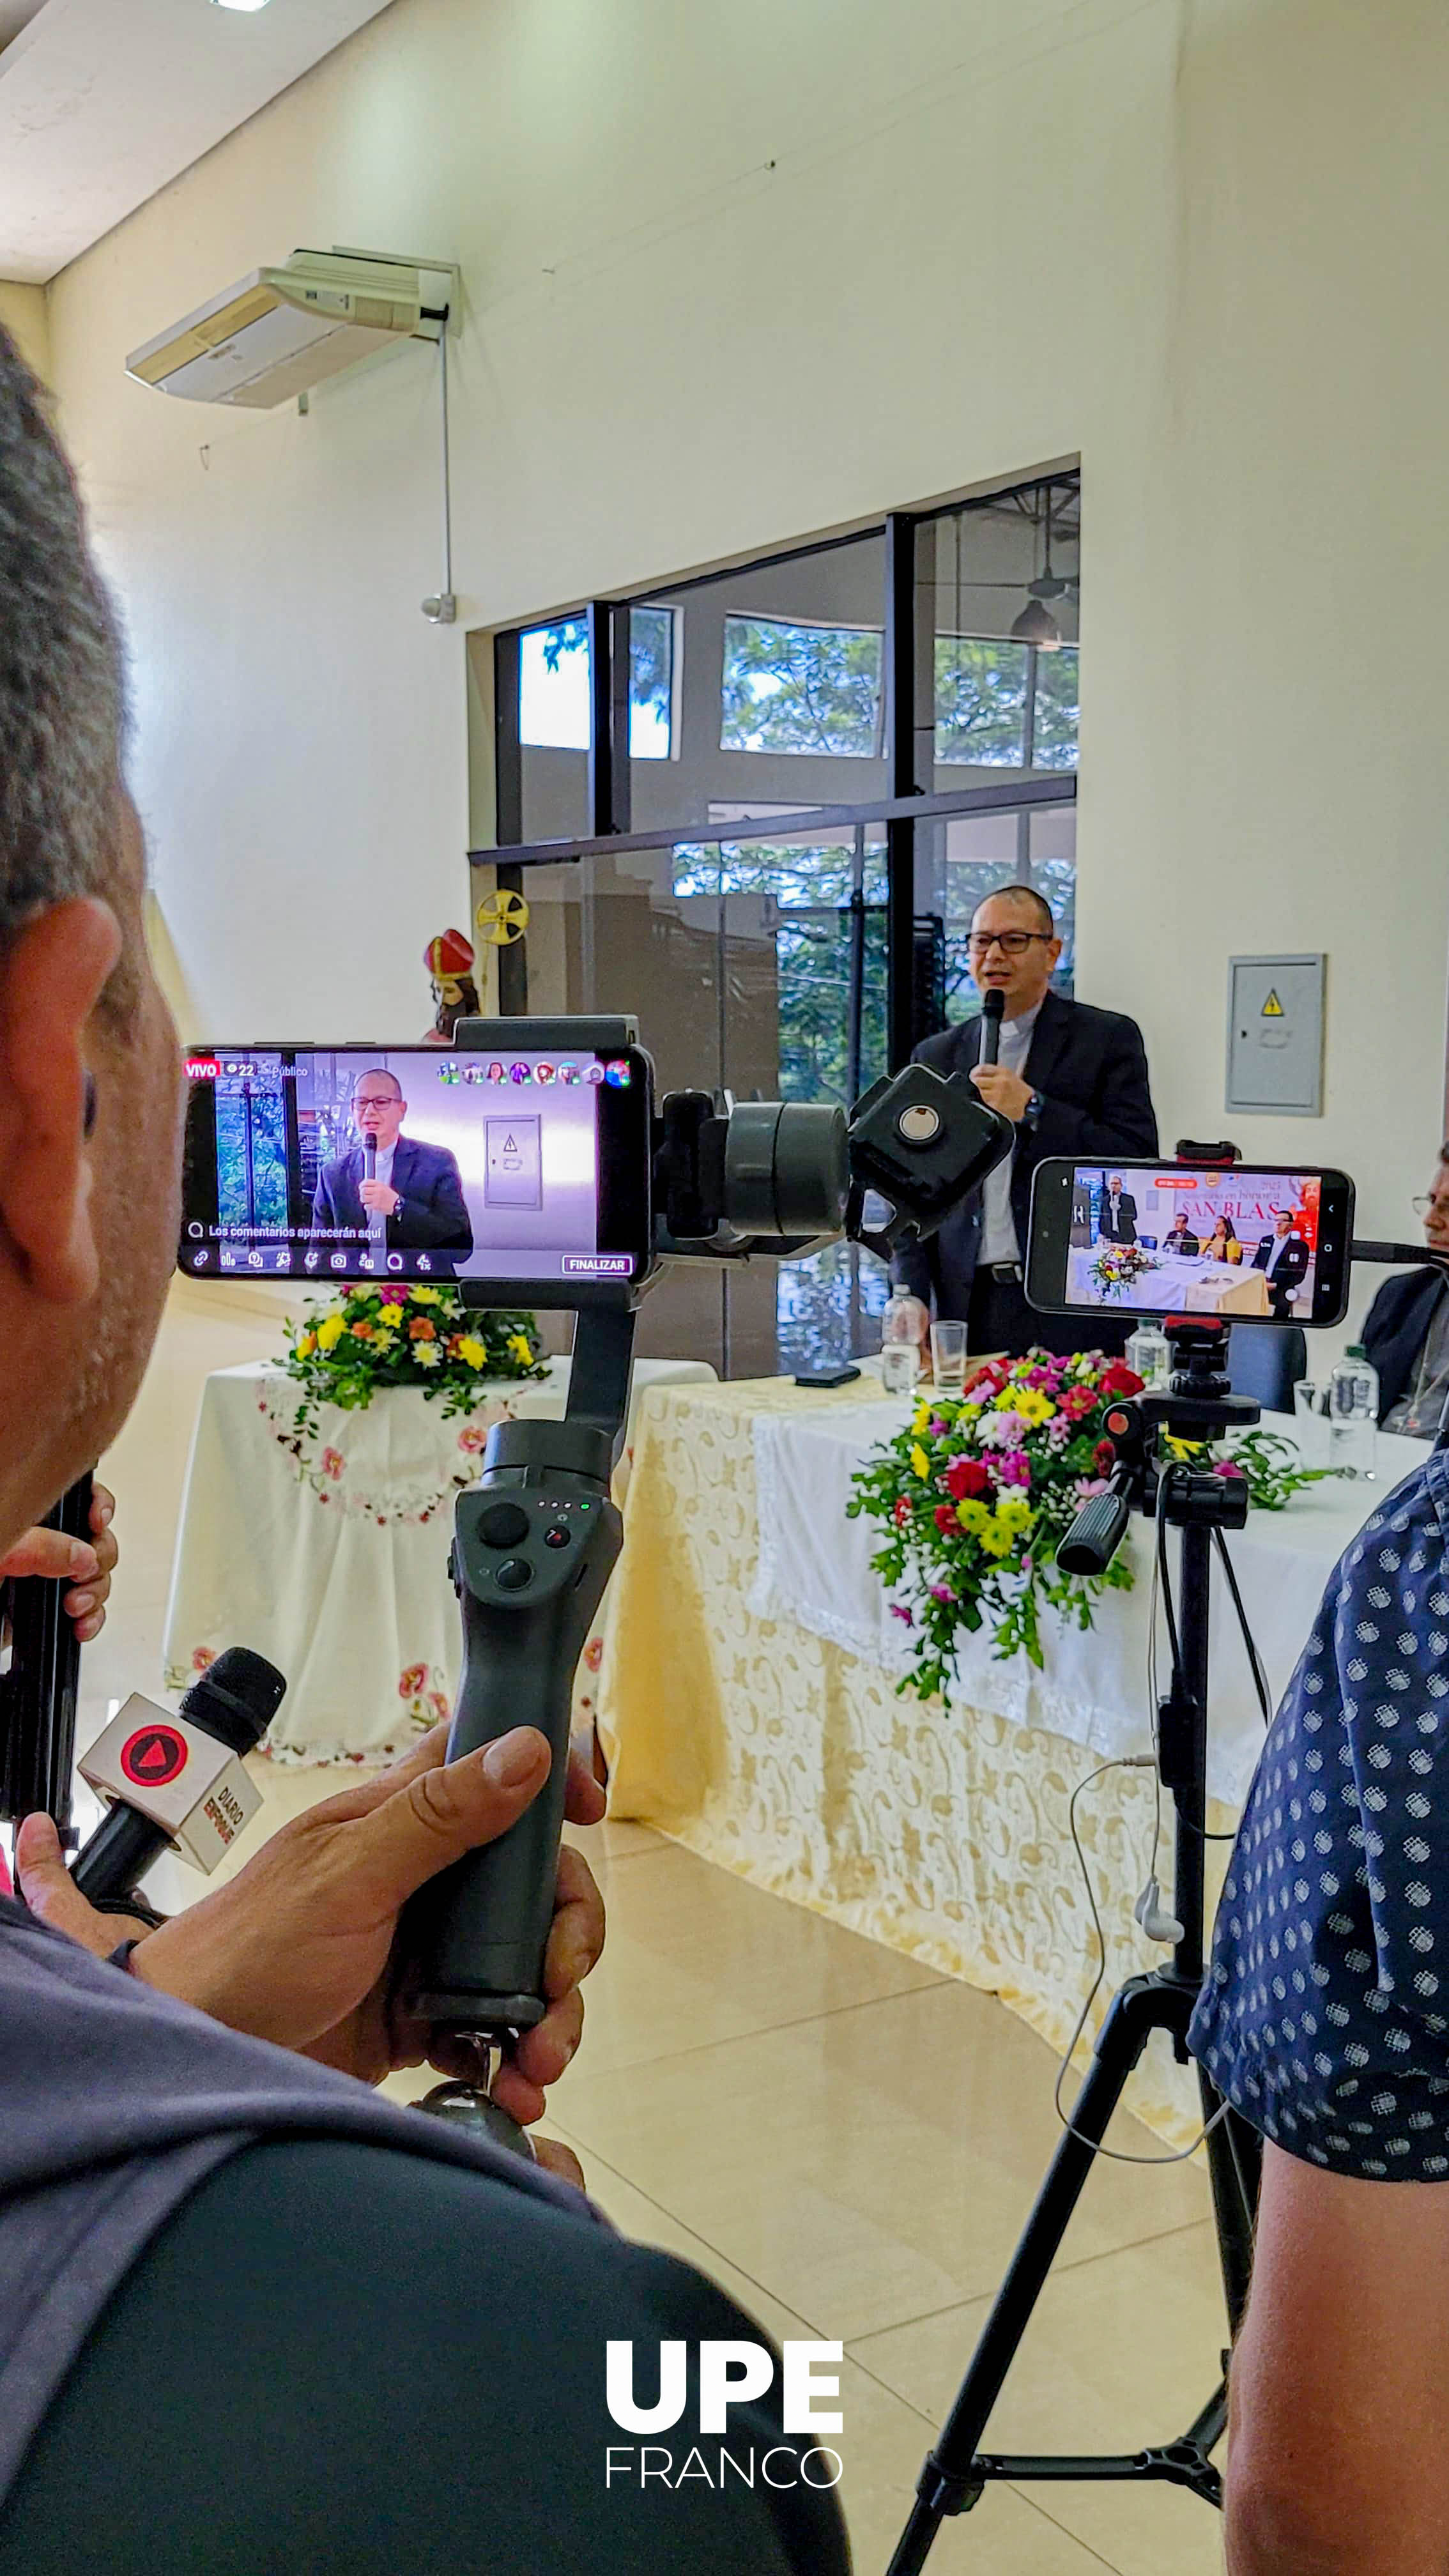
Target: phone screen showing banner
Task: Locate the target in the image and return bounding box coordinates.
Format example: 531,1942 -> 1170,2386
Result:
1068,1165 -> 1323,1319
180,1046 -> 652,1287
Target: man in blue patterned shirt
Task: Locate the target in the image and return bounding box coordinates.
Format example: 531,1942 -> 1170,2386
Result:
1189,1448 -> 1449,2572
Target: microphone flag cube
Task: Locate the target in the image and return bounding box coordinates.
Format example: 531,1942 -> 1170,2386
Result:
79,1693 -> 263,1875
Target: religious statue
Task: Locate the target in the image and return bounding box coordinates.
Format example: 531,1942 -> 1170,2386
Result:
422,928 -> 480,1045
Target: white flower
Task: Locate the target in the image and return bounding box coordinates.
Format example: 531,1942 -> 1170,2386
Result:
417,1344 -> 443,1368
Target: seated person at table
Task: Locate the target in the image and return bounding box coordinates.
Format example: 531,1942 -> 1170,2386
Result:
891,884 -> 1158,1358
1097,1174 -> 1138,1245
1188,1450 -> 1449,2576
1362,1143 -> 1449,1436
1164,1210 -> 1200,1256
1204,1213 -> 1243,1264
0,321 -> 841,2576
1252,1211 -> 1310,1319
312,1069 -> 473,1274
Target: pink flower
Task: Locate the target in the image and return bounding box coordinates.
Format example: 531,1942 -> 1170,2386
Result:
1059,1385 -> 1096,1422
457,1424 -> 489,1454
191,1646 -> 217,1673
999,1450 -> 1032,1489
889,1602 -> 914,1625
977,1409 -> 1026,1449
1213,1459 -> 1246,1481
398,1663 -> 427,1699
427,1691 -> 450,1722
1073,1475 -> 1109,1500
930,1582 -> 958,1605
583,1636 -> 604,1673
1022,1366 -> 1054,1390
928,1414 -> 949,1438
320,1446 -> 344,1480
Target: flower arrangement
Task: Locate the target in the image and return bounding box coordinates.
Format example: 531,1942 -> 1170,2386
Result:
282,1282 -> 548,1436
1087,1243 -> 1161,1299
848,1349 -> 1342,1694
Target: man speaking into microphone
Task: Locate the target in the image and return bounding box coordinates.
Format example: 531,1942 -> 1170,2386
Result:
311,1066 -> 473,1275
892,884 -> 1158,1357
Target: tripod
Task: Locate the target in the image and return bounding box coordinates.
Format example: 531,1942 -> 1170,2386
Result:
888,1324 -> 1266,2573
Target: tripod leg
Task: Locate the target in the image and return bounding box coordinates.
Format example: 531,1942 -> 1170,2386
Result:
887,1975 -> 1160,2576
1199,2069 -> 1261,2340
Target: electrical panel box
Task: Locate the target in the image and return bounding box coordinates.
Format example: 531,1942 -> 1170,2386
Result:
1225,954 -> 1326,1117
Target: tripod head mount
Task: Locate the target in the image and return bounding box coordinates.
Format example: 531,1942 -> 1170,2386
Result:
1058,1317 -> 1258,1578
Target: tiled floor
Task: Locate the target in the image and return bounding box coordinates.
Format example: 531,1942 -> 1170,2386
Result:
89,1282 -> 1228,2574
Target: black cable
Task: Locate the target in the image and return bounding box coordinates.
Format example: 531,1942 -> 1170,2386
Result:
1213,1525 -> 1274,1728
1155,1464 -> 1236,1843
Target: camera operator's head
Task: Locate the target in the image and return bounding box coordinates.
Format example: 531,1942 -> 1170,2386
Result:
967,884 -> 1062,1020
351,1069 -> 406,1151
0,328 -> 181,1546
1413,1148 -> 1449,1257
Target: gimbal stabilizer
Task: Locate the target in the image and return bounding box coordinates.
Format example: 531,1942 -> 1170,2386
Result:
401,1016 -> 1014,2154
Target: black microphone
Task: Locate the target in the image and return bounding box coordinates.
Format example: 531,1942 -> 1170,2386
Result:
979,987 -> 1005,1067
364,1135 -> 378,1182
1351,1238 -> 1446,1268
73,1647 -> 286,1903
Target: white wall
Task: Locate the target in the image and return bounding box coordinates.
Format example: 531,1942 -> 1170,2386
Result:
34,0 -> 1449,1297
0,279 -> 49,383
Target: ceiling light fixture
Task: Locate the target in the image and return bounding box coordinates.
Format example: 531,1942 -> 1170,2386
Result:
211,1 -> 275,13
1009,486 -> 1067,651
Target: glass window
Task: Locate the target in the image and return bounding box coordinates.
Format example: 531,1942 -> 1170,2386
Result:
519,618 -> 590,750
720,616 -> 884,758
519,610 -> 675,758
934,637 -> 1029,765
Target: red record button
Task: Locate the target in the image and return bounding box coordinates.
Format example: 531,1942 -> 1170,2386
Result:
119,1722 -> 188,1790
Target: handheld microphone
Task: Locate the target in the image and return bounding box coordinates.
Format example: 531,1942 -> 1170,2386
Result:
979,987 -> 1005,1067
364,1135 -> 378,1182
73,1647 -> 286,1902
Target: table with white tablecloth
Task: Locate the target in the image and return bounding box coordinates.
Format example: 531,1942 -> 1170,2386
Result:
163,1354 -> 714,1763
1067,1246 -> 1273,1318
596,1376 -> 1426,2142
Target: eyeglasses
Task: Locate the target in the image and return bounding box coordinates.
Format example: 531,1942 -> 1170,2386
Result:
355,1093 -> 400,1111
967,930 -> 1052,958
1412,1193 -> 1449,1217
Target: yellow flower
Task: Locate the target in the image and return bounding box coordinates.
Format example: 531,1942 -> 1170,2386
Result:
909,1441 -> 931,1480
995,1496 -> 1032,1531
296,1331 -> 317,1358
506,1332 -> 533,1365
912,1401 -> 931,1437
378,1303 -> 404,1326
316,1315 -> 344,1351
373,1329 -> 397,1351
456,1336 -> 488,1369
410,1286 -> 443,1306
1012,1387 -> 1055,1425
976,1519 -> 1016,1558
955,1498 -> 993,1538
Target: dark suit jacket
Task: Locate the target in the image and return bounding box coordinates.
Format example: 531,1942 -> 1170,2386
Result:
1166,1227 -> 1199,1256
891,990 -> 1158,1320
1252,1231 -> 1310,1315
311,1135 -> 474,1275
1363,1266 -> 1449,1423
1098,1191 -> 1138,1245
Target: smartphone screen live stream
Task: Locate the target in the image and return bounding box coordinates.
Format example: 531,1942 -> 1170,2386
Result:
180,1045 -> 654,1295
1025,1159 -> 1355,1330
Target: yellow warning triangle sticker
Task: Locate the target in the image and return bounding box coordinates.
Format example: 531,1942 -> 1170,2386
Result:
1261,990 -> 1284,1017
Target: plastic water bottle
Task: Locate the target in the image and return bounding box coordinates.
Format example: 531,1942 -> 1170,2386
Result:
1125,1321 -> 1170,1392
880,1291 -> 928,1396
1329,1344 -> 1379,1478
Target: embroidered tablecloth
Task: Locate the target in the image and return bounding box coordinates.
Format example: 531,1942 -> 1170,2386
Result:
162,1355 -> 714,1763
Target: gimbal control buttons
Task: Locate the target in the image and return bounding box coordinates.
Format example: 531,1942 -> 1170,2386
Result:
478,1502 -> 530,1550
544,1526 -> 571,1549
494,1557 -> 533,1591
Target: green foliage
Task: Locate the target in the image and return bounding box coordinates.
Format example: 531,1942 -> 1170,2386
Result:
721,617 -> 884,756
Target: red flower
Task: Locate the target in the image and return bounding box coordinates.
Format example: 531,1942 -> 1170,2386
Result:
1100,1361 -> 1145,1399
893,1495 -> 912,1527
933,1502 -> 960,1533
943,1455 -> 993,1501
962,1361 -> 1007,1400
583,1636 -> 604,1673
1059,1384 -> 1097,1420
1093,1438 -> 1117,1473
191,1646 -> 217,1674
398,1663 -> 427,1699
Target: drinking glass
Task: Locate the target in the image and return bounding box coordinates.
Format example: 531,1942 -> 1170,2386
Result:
1293,1377 -> 1329,1468
931,1322 -> 969,1394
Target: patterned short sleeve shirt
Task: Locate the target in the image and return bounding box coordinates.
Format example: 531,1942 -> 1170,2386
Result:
1188,1449 -> 1449,2178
